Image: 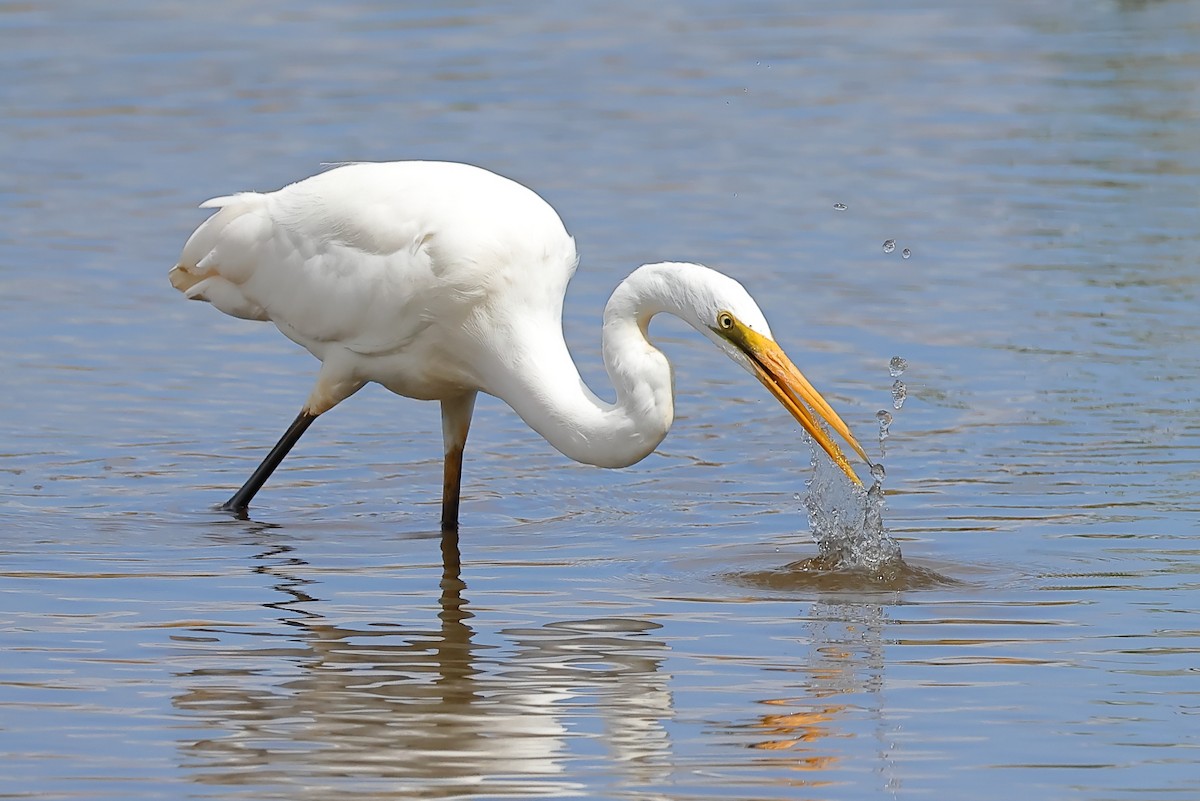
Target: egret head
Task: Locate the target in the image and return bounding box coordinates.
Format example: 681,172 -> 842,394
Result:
657,262 -> 872,486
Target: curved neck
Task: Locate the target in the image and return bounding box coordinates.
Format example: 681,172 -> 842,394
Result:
483,269 -> 681,469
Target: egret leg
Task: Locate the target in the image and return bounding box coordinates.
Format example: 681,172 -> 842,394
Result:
440,392 -> 477,533
220,410 -> 319,512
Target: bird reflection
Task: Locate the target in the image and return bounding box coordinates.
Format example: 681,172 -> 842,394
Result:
749,700 -> 841,767
736,600 -> 896,792
172,524 -> 674,797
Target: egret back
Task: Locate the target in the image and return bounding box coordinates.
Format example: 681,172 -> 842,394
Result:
170,161 -> 579,395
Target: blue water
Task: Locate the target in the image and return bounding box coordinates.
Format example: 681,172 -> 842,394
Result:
2,1 -> 1198,799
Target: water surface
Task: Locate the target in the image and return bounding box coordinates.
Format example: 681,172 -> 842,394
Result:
2,1 -> 1198,799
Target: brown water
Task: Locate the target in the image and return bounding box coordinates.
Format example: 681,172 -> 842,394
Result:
2,1 -> 1199,799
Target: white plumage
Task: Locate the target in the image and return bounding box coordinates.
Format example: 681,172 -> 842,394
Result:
170,161 -> 869,529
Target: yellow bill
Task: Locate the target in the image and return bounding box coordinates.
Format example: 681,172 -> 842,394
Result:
720,317 -> 872,486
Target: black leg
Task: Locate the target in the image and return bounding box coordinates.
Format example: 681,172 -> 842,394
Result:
220,410 -> 318,512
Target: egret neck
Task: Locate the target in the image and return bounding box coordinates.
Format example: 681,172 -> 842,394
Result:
482,264 -> 691,469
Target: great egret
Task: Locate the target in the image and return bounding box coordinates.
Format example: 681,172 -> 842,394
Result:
170,161 -> 871,530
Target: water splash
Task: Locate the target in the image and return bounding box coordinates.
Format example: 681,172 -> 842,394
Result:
796,350 -> 907,576
882,239 -> 896,253
802,446 -> 902,574
767,356 -> 945,588
833,202 -> 847,211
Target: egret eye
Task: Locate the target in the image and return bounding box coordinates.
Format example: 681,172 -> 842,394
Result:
717,312 -> 734,330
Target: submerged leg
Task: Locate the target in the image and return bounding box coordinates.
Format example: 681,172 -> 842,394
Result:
439,392 -> 477,533
221,410 -> 319,512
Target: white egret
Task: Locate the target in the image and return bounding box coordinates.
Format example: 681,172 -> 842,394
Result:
170,161 -> 871,530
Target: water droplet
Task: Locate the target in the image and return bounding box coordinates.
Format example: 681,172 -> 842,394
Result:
833,202 -> 847,211
883,239 -> 896,253
891,380 -> 907,409
889,356 -> 908,377
870,463 -> 886,482
902,248 -> 911,259
876,409 -> 892,443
